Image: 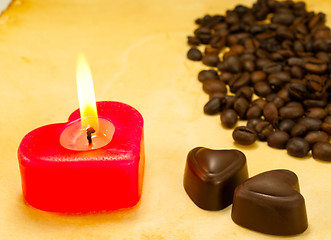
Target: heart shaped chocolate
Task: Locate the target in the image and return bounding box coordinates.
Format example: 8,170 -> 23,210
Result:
183,147 -> 248,210
231,169 -> 308,235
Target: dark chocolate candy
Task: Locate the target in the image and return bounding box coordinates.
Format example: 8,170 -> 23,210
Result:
183,147 -> 248,210
231,169 -> 308,235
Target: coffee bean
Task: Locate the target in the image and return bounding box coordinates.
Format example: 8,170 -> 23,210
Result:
291,124 -> 308,137
254,81 -> 272,97
312,142 -> 331,161
187,36 -> 201,46
221,95 -> 237,110
263,102 -> 278,125
234,97 -> 250,119
305,74 -> 324,92
203,79 -> 227,94
267,131 -> 290,149
229,72 -> 250,93
246,105 -> 262,119
187,48 -> 203,61
202,54 -> 219,67
304,131 -> 330,146
246,118 -> 262,130
251,71 -> 267,83
288,81 -> 308,100
306,108 -> 327,120
252,98 -> 267,109
218,55 -> 242,73
236,86 -> 253,101
279,119 -> 296,133
219,72 -> 233,83
279,102 -> 304,119
291,66 -> 305,79
304,57 -> 328,74
271,13 -> 295,25
242,59 -> 255,72
321,122 -> 331,135
255,121 -> 274,141
298,117 -> 322,131
221,109 -> 238,128
286,137 -> 310,158
209,92 -> 226,100
232,126 -> 257,145
198,69 -> 219,82
204,97 -> 222,115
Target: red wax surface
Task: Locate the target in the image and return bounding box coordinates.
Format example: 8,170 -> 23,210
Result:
18,101 -> 144,213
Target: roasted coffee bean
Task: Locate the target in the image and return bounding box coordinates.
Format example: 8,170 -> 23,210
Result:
303,99 -> 327,108
305,74 -> 324,92
219,72 -> 233,83
187,48 -> 203,61
187,36 -> 201,46
322,122 -> 331,135
194,27 -> 212,44
255,121 -> 274,141
288,81 -> 308,100
306,108 -> 327,120
230,44 -> 245,54
236,86 -> 253,100
287,57 -> 304,66
221,109 -> 238,128
202,54 -> 219,67
218,55 -> 242,73
234,97 -> 250,119
198,69 -> 219,82
304,131 -> 330,146
254,81 -> 272,97
251,71 -> 267,83
316,52 -> 330,63
232,126 -> 257,145
263,102 -> 278,125
267,131 -> 290,149
203,79 -> 227,94
256,58 -> 272,70
271,12 -> 295,25
279,102 -> 304,119
277,88 -> 290,102
271,96 -> 285,108
291,66 -> 305,79
246,105 -> 262,119
229,72 -> 251,93
204,47 -> 220,55
304,57 -> 328,74
221,95 -> 237,110
279,119 -> 296,133
204,97 -> 222,115
291,124 -> 308,137
242,59 -> 255,72
247,118 -> 262,130
286,137 -> 310,158
298,117 -> 322,131
209,92 -> 226,100
252,98 -> 267,109
312,142 -> 331,161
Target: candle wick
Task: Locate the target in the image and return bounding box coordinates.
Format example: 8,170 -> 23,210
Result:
86,127 -> 96,145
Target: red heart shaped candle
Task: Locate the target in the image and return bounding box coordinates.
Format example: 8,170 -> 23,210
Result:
18,55 -> 144,213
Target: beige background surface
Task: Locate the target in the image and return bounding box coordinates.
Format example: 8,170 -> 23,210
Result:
0,0 -> 330,239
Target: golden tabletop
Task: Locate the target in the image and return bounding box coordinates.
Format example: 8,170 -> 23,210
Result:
0,0 -> 330,239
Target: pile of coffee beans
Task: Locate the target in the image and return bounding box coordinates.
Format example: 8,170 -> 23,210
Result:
186,0 -> 331,161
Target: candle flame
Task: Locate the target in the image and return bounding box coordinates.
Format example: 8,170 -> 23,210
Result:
76,53 -> 99,132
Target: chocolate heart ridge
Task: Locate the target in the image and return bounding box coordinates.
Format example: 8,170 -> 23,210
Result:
190,147 -> 246,181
